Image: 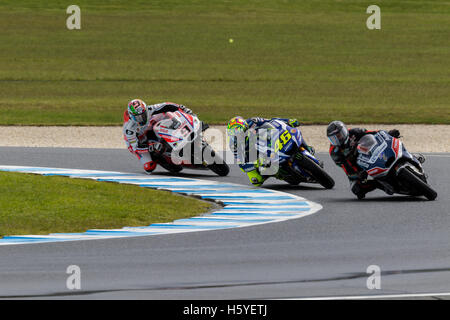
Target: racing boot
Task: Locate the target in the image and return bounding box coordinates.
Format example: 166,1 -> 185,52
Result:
144,161 -> 157,174
351,179 -> 379,199
246,169 -> 266,187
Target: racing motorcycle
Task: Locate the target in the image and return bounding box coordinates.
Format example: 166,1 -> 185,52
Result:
150,110 -> 230,176
356,130 -> 437,200
253,120 -> 335,189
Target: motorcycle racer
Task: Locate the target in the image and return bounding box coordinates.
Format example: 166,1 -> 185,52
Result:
326,120 -> 422,199
123,99 -> 194,173
227,116 -> 315,186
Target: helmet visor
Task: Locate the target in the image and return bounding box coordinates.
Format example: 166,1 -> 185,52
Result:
227,127 -> 248,156
228,135 -> 238,152
134,113 -> 147,125
327,126 -> 348,146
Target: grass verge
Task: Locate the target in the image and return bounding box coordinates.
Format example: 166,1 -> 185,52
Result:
0,171 -> 212,237
0,0 -> 449,124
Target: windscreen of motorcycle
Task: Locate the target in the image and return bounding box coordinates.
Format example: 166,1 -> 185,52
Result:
357,134 -> 377,155
153,111 -> 199,149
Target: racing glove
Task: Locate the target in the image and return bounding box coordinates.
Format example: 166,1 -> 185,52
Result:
249,117 -> 266,126
288,119 -> 300,127
303,145 -> 315,155
201,121 -> 210,131
179,105 -> 193,115
388,129 -> 401,138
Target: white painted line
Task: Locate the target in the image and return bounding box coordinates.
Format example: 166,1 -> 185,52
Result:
423,154 -> 450,158
284,292 -> 450,300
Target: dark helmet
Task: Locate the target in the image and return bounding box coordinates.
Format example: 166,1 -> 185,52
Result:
327,120 -> 349,146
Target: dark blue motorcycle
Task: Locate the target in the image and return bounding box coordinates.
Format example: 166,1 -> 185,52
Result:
356,130 -> 437,200
254,120 -> 335,189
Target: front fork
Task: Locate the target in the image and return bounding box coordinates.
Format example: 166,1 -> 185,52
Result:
296,147 -> 323,167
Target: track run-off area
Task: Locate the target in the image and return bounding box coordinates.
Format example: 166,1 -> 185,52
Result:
0,147 -> 448,299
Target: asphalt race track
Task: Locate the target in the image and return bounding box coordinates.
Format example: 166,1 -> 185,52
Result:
0,147 -> 449,299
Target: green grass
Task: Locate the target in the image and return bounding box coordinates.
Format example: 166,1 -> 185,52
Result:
0,171 -> 212,237
0,0 -> 449,125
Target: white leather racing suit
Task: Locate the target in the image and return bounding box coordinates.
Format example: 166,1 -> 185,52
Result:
123,102 -> 193,172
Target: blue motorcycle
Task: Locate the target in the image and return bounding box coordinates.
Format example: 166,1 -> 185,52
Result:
254,120 -> 335,189
356,130 -> 437,200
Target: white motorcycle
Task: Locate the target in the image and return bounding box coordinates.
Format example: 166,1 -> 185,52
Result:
151,110 -> 230,176
356,131 -> 437,200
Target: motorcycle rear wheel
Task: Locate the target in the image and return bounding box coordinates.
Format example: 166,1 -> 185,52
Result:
202,143 -> 230,176
208,163 -> 230,176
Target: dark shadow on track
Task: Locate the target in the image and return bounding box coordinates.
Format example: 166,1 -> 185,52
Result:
263,183 -> 329,191
329,195 -> 431,203
152,170 -> 220,179
2,266 -> 449,299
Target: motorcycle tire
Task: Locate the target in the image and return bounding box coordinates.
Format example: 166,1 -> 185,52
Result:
295,154 -> 335,189
282,175 -> 301,185
397,167 -> 437,201
202,143 -> 230,176
153,154 -> 183,173
208,163 -> 230,176
159,161 -> 183,173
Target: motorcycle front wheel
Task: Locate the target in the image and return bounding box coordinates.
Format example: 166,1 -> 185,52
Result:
293,154 -> 335,189
397,166 -> 437,201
